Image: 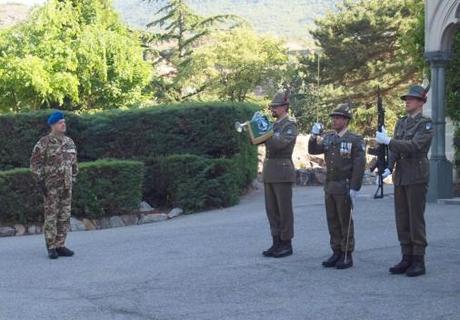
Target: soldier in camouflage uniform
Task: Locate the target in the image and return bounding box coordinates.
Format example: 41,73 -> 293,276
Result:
308,103 -> 366,269
262,90 -> 298,258
30,111 -> 78,259
376,85 -> 434,277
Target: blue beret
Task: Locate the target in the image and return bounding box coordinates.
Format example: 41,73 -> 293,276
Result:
47,111 -> 65,126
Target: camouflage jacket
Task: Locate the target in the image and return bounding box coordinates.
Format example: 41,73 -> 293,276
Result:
30,133 -> 78,189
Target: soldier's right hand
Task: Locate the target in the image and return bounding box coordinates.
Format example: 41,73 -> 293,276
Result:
311,122 -> 324,136
382,168 -> 392,179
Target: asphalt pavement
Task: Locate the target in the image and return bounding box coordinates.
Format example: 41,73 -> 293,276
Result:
0,185 -> 459,320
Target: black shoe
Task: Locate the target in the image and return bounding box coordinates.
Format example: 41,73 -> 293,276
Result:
56,247 -> 74,257
389,255 -> 412,274
262,236 -> 280,257
406,255 -> 425,277
272,240 -> 293,258
322,251 -> 342,268
336,252 -> 353,269
48,249 -> 58,259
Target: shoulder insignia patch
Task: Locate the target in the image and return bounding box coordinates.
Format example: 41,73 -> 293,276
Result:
425,121 -> 432,130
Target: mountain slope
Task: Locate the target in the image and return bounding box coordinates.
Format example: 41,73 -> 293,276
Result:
114,0 -> 338,39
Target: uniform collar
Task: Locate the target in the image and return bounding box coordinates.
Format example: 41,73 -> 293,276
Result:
337,127 -> 348,137
409,111 -> 422,119
275,113 -> 289,123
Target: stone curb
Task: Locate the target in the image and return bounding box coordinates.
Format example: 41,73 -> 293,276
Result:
0,207 -> 184,238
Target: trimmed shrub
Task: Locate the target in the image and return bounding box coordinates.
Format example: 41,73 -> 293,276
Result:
176,159 -> 240,213
73,160 -> 144,219
0,159 -> 144,225
143,154 -> 251,212
0,102 -> 259,214
0,102 -> 258,169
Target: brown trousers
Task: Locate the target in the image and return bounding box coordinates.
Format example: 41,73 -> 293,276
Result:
325,193 -> 354,252
394,184 -> 428,256
264,183 -> 294,241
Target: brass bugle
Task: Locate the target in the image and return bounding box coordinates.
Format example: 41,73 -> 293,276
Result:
234,121 -> 249,133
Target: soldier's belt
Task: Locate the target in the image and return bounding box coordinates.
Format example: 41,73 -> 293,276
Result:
265,156 -> 292,160
399,154 -> 428,159
326,175 -> 351,182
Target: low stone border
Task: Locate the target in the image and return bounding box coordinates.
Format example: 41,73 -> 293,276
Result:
0,208 -> 184,238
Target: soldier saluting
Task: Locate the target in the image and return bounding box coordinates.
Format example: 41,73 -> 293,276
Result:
262,91 -> 298,258
31,111 -> 78,259
375,85 -> 433,277
308,103 -> 366,269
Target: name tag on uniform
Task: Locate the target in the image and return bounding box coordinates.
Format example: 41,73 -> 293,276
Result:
66,149 -> 76,153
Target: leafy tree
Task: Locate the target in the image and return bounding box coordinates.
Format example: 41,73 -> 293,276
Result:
143,0 -> 244,102
0,0 -> 151,112
189,27 -> 288,102
297,0 -> 424,135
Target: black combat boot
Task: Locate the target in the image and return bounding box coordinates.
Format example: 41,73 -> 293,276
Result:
389,255 -> 412,274
262,236 -> 280,257
336,252 -> 353,269
406,255 -> 425,277
322,250 -> 342,268
272,239 -> 293,258
48,249 -> 58,259
56,247 -> 74,257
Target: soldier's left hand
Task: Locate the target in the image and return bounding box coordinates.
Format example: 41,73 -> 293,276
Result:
375,126 -> 391,145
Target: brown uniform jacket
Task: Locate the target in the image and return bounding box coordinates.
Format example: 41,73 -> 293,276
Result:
309,130 -> 366,194
262,115 -> 298,183
387,113 -> 434,186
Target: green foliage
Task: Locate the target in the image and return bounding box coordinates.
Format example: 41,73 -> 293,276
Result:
190,27 -> 289,102
446,32 -> 460,124
0,160 -> 144,225
299,0 -> 424,135
0,102 -> 258,169
143,0 -> 244,102
0,102 -> 259,213
143,154 -> 251,212
0,0 -> 151,112
73,160 -> 144,219
115,0 -> 338,40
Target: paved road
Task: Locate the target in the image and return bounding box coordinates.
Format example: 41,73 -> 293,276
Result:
1,185 -> 459,320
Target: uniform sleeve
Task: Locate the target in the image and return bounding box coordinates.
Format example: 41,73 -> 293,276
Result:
265,122 -> 298,151
388,119 -> 434,154
350,135 -> 366,191
71,140 -> 79,178
30,138 -> 47,181
308,135 -> 325,155
387,121 -> 400,171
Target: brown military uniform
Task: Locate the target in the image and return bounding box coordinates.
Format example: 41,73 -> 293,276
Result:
263,115 -> 298,241
30,133 -> 78,250
309,129 -> 366,252
388,113 -> 434,256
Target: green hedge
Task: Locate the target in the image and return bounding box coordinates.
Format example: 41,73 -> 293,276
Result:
0,102 -> 258,169
0,160 -> 144,225
0,102 -> 259,213
142,153 -> 256,212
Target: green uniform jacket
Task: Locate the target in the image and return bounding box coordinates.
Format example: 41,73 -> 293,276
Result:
262,116 -> 298,183
308,130 -> 366,194
388,113 -> 434,186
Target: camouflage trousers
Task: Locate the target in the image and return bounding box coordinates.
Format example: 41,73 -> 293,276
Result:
43,187 -> 72,250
